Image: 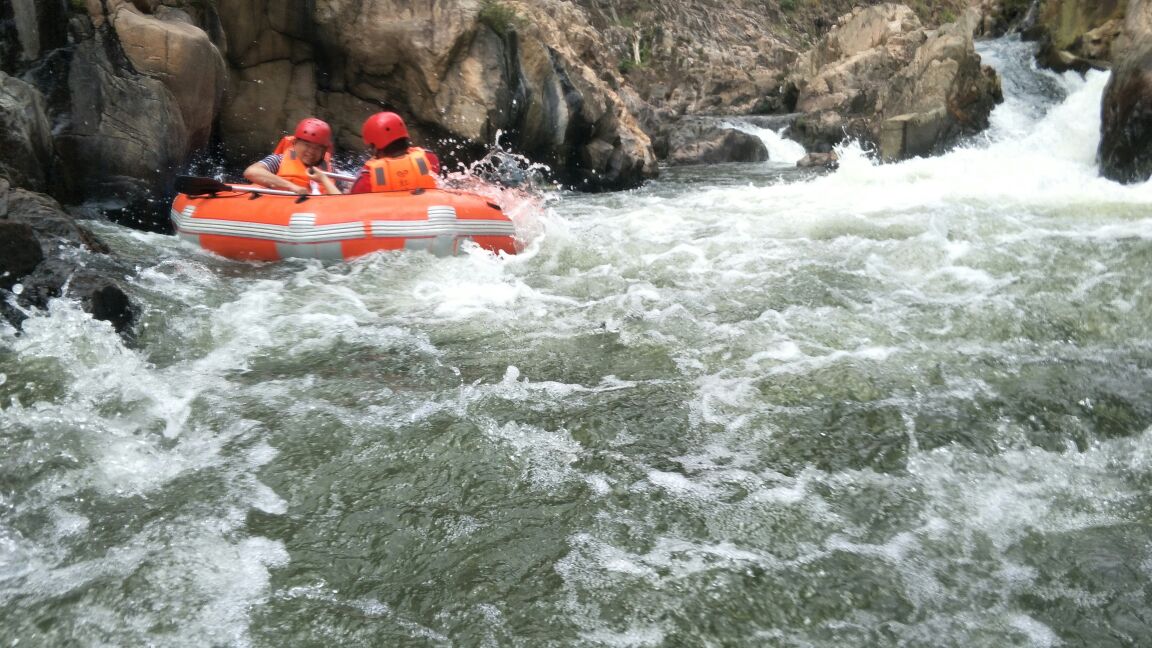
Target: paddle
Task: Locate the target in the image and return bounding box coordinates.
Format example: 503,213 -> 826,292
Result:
175,175 -> 301,197
321,170 -> 357,182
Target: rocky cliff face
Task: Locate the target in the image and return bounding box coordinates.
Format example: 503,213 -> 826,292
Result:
5,0 -> 660,211
213,0 -> 656,191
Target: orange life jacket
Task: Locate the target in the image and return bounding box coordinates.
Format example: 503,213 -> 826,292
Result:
364,148 -> 438,192
275,147 -> 333,194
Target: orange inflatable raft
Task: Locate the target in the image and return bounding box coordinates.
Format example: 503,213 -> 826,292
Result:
170,180 -> 520,261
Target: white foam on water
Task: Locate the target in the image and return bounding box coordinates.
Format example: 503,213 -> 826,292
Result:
579,625 -> 667,647
722,120 -> 809,165
481,418 -> 582,490
2,296 -> 299,644
647,469 -> 717,499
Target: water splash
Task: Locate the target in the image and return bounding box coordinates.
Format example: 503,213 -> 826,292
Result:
722,120 -> 809,165
439,130 -> 559,253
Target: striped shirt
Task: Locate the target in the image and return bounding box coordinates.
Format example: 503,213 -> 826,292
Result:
256,153 -> 284,174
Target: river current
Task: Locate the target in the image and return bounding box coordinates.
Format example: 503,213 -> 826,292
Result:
4,39 -> 1152,646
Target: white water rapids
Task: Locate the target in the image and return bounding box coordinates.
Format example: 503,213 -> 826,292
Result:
3,38 -> 1152,646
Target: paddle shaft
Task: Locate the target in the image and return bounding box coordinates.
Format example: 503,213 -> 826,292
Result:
322,170 -> 357,182
175,175 -> 302,196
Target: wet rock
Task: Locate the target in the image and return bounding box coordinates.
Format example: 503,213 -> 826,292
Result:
665,119 -> 769,165
0,222 -> 43,290
52,16 -> 186,229
0,72 -> 53,192
4,0 -> 70,73
110,1 -> 227,150
796,150 -> 839,169
0,179 -> 136,336
879,10 -> 1003,160
1099,43 -> 1152,183
77,277 -> 136,336
976,0 -> 1036,38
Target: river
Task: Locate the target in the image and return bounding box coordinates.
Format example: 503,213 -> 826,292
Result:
3,38 -> 1152,647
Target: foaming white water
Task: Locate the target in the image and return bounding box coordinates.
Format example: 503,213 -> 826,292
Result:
724,120 -> 809,165
533,42 -> 1152,645
1,297 -> 288,645
819,68 -> 1141,212
594,67 -> 1143,266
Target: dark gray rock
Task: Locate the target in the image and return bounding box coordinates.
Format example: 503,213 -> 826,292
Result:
0,180 -> 136,336
0,221 -> 43,290
665,118 -> 769,166
0,72 -> 53,191
51,21 -> 187,229
1099,43 -> 1152,184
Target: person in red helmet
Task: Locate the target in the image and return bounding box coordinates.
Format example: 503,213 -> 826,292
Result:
349,112 -> 441,194
244,117 -> 340,195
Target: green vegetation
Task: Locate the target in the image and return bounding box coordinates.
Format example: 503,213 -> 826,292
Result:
618,28 -> 654,75
478,0 -> 521,36
780,0 -> 797,12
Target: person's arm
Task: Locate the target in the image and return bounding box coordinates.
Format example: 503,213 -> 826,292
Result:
243,156 -> 308,194
425,151 -> 441,175
307,166 -> 341,194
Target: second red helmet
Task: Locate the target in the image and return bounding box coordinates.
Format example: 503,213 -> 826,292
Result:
294,117 -> 332,148
362,112 -> 410,150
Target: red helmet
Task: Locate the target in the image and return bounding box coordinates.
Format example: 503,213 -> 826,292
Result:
294,117 -> 332,148
362,112 -> 409,150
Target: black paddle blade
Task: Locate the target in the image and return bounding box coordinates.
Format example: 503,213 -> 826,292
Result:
174,175 -> 232,196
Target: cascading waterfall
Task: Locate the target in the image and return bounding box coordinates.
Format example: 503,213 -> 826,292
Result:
3,37 -> 1152,646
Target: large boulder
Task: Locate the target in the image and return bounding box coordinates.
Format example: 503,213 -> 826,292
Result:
789,4 -> 929,150
878,9 -> 1003,160
52,16 -> 187,229
214,0 -> 326,161
505,5 -> 656,190
13,2 -> 227,229
1098,43 -> 1152,183
0,72 -> 53,191
219,59 -> 323,163
109,1 -> 227,150
787,4 -> 1001,161
663,118 -> 769,165
1112,0 -> 1152,64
